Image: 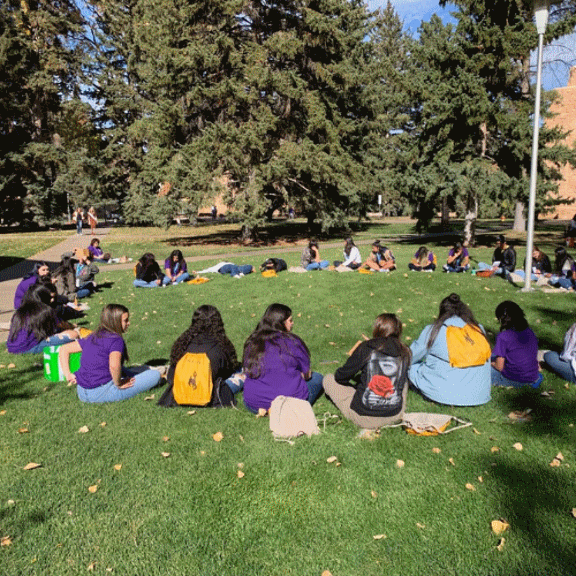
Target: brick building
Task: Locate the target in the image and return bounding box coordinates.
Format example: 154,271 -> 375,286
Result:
546,66 -> 576,219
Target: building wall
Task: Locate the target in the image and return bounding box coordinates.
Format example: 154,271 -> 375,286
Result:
546,66 -> 576,220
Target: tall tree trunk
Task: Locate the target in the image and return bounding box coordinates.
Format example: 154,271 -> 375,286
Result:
441,197 -> 449,230
513,201 -> 525,231
464,192 -> 477,246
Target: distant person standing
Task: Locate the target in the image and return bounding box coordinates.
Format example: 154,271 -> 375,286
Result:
73,207 -> 84,235
211,205 -> 217,220
87,207 -> 98,235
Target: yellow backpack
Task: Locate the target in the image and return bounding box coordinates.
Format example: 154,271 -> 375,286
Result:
445,324 -> 491,368
173,353 -> 213,405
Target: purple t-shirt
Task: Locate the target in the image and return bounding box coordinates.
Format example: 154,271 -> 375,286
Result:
492,328 -> 539,383
413,251 -> 435,263
243,334 -> 310,410
7,327 -> 42,354
14,275 -> 38,309
75,332 -> 127,389
88,245 -> 104,258
164,258 -> 188,276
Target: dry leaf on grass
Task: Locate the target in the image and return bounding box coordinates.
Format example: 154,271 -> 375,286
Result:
465,483 -> 476,492
550,458 -> 561,467
256,408 -> 267,418
473,428 -> 481,435
371,490 -> 377,499
113,464 -> 122,471
491,446 -> 500,453
237,470 -> 245,479
161,452 -> 170,458
478,476 -> 484,483
571,508 -> 576,518
87,561 -> 96,571
23,462 -> 41,470
144,394 -> 155,401
212,431 -> 224,442
448,457 -> 455,466
321,571 -> 333,576
187,410 -> 196,415
373,534 -> 387,540
18,427 -> 29,434
88,485 -> 98,493
508,410 -> 532,422
416,522 -> 425,529
1,536 -> 12,547
78,425 -> 89,434
0,410 -> 6,415
396,459 -> 405,468
239,435 -> 244,442
512,442 -> 523,451
7,363 -> 15,368
491,519 -> 509,535
496,538 -> 505,552
432,447 -> 441,454
556,452 -> 564,461
100,422 -> 106,427
237,462 -> 244,469
162,436 -> 169,442
326,456 -> 338,464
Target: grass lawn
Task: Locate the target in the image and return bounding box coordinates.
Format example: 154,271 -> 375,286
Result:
0,231 -> 71,271
1,232 -> 576,575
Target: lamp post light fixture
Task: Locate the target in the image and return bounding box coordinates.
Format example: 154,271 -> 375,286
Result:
523,0 -> 550,291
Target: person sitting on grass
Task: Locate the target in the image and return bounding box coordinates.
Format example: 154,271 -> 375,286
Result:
491,301 -> 542,388
443,241 -> 470,273
7,284 -> 79,354
542,322 -> 576,385
59,303 -> 161,403
408,246 -> 436,272
363,240 -> 396,272
13,261 -> 51,309
133,253 -> 164,288
242,303 -> 323,413
323,313 -> 410,431
409,293 -> 491,406
512,245 -> 552,283
476,235 -> 516,278
87,238 -> 130,264
547,247 -> 575,290
301,240 -> 329,271
158,305 -> 242,406
163,250 -> 191,285
74,249 -> 99,298
333,237 -> 362,270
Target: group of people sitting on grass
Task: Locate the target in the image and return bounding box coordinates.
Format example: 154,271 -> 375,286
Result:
9,279 -> 575,435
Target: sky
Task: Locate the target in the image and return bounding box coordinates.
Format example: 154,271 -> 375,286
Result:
370,0 -> 576,91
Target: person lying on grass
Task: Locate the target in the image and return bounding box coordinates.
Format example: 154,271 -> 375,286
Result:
163,249 -> 191,285
59,304 -> 161,403
409,293 -> 491,406
323,313 -> 410,431
491,301 -> 542,388
7,284 -> 79,354
158,304 -> 242,407
242,303 -> 323,413
194,262 -> 254,278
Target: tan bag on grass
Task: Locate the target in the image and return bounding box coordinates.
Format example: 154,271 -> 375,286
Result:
269,396 -> 320,438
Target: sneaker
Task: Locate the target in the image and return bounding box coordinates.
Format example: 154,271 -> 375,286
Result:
233,274 -> 241,278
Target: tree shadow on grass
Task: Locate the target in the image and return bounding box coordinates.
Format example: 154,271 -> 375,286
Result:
0,363 -> 48,405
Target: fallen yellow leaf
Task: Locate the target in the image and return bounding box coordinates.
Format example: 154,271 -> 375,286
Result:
1,536 -> 12,547
7,363 -> 15,368
23,462 -> 41,470
571,508 -> 576,518
496,538 -> 505,552
432,447 -> 441,454
162,436 -> 169,442
513,442 -> 523,451
473,428 -> 481,435
491,446 -> 500,453
100,422 -> 106,427
256,408 -> 267,418
396,459 -> 405,468
161,452 -> 170,458
416,522 -> 425,529
465,483 -> 476,492
373,534 -> 387,540
113,464 -> 122,471
565,383 -> 570,389
327,456 -> 338,464
18,427 -> 29,434
88,485 -> 98,493
78,425 -> 89,434
87,561 -> 96,571
144,394 -> 155,401
321,571 -> 333,576
491,519 -> 509,535
237,470 -> 245,479
550,458 -> 561,467
478,476 -> 484,483
371,490 -> 378,499
187,410 -> 196,415
448,457 -> 455,466
556,452 -> 564,461
0,410 -> 6,415
237,462 -> 244,469
212,431 -> 224,442
239,435 -> 244,442
200,450 -> 206,456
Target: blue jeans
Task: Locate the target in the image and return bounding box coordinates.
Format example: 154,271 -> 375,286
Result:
76,220 -> 82,235
25,333 -> 75,354
77,367 -> 161,403
243,371 -> 324,413
306,261 -> 329,271
542,351 -> 576,383
133,279 -> 160,288
443,264 -> 469,273
76,286 -> 92,299
219,264 -> 253,277
162,272 -> 190,285
225,372 -> 245,395
491,366 -> 543,388
548,276 -> 574,290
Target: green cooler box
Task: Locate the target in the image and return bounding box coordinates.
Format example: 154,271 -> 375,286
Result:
43,346 -> 81,382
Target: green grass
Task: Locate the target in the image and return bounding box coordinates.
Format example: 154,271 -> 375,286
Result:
2,234 -> 576,575
0,231 -> 71,271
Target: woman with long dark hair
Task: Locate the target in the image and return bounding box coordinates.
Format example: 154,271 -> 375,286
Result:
409,293 -> 491,405
163,249 -> 190,285
491,301 -> 542,388
334,237 -> 362,270
59,304 -> 161,402
548,247 -> 575,290
323,313 -> 410,429
158,305 -> 241,406
243,303 -> 323,412
13,261 -> 51,309
7,284 -> 79,354
408,246 -> 436,272
133,253 -> 164,288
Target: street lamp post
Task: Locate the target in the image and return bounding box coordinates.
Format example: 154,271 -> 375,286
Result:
523,0 -> 550,291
